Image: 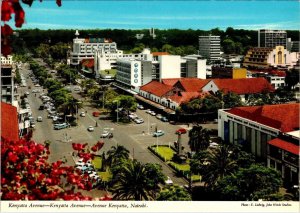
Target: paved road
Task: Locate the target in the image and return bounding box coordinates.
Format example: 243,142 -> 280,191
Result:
19,59 -> 217,186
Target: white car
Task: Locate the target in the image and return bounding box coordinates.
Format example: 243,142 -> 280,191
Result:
150,111 -> 156,116
37,116 -> 43,122
100,131 -> 110,138
87,126 -> 94,132
25,91 -> 30,95
128,113 -> 138,120
80,112 -> 86,117
165,176 -> 173,185
134,118 -> 144,124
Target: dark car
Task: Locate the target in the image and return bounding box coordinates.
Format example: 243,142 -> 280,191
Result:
38,105 -> 44,110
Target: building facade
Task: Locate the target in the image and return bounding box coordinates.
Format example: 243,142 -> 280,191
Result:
199,35 -> 221,62
243,46 -> 298,69
218,103 -> 299,185
258,29 -> 287,48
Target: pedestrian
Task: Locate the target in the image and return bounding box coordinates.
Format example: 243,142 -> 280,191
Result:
95,121 -> 98,127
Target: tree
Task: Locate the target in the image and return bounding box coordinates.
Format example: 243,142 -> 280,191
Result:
0,137 -> 111,200
188,125 -> 211,152
106,145 -> 130,168
222,38 -> 236,54
14,68 -> 22,84
196,144 -> 237,188
157,185 -> 192,201
216,91 -> 242,108
111,160 -> 162,200
285,69 -> 299,90
217,164 -> 282,201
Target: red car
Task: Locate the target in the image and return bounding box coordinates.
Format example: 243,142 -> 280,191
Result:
176,128 -> 187,134
92,112 -> 100,117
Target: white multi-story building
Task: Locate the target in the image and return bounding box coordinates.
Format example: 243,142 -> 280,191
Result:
199,35 -> 221,62
69,30 -> 119,66
1,55 -> 14,104
1,55 -> 13,65
258,29 -> 287,49
115,53 -> 207,93
267,76 -> 286,89
94,48 -> 152,76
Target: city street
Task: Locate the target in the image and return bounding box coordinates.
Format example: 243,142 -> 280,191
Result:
19,61 -> 217,186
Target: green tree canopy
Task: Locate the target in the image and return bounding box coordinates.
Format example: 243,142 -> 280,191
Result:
217,164 -> 282,201
157,185 -> 192,201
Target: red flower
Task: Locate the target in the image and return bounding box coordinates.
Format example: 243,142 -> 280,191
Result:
7,152 -> 18,163
1,24 -> 13,36
12,1 -> 25,28
1,0 -> 14,22
56,0 -> 62,7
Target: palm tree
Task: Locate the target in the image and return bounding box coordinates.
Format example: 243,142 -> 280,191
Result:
106,145 -> 130,168
111,160 -> 158,200
188,125 -> 210,152
201,144 -> 237,188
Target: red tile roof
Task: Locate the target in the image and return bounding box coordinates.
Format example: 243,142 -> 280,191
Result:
169,92 -> 208,104
162,78 -> 210,92
140,81 -> 173,97
176,78 -> 210,92
81,59 -> 94,68
227,103 -> 299,132
212,78 -> 274,94
152,52 -> 169,56
1,102 -> 19,141
268,138 -> 299,155
161,78 -> 182,86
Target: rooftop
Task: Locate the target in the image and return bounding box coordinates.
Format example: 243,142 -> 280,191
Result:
140,81 -> 173,97
212,78 -> 274,94
268,138 -> 299,156
227,103 -> 299,133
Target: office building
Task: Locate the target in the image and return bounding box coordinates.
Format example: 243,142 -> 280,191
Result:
218,103 -> 299,185
1,56 -> 14,104
258,29 -> 287,48
199,35 -> 221,62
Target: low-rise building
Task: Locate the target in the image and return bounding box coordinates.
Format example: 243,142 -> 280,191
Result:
218,103 -> 299,185
137,77 -> 274,112
212,67 -> 247,79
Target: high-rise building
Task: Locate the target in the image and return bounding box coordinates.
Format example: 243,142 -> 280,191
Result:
199,35 -> 221,62
258,29 -> 287,48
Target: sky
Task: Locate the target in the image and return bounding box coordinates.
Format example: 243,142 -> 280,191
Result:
20,0 -> 300,30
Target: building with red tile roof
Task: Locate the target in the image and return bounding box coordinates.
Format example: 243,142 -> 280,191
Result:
1,102 -> 19,141
140,81 -> 173,97
218,103 -> 299,185
206,78 -> 275,95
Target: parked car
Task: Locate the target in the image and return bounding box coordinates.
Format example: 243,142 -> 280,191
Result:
165,176 -> 173,185
38,105 -> 44,110
30,120 -> 36,128
156,114 -> 162,120
150,111 -> 156,116
128,113 -> 138,120
25,91 -> 30,95
37,116 -> 43,122
137,104 -> 144,110
153,130 -> 165,137
80,112 -> 86,117
87,126 -> 94,132
145,109 -> 151,114
54,123 -> 69,130
161,116 -> 168,122
100,131 -> 110,138
92,112 -> 100,117
134,118 -> 144,124
176,128 -> 187,134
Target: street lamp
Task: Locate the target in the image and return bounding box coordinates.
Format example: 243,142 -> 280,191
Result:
113,100 -> 119,124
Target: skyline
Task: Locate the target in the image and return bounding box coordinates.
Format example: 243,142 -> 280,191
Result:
18,1 -> 300,30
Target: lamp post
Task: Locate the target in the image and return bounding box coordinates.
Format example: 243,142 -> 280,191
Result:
113,100 -> 119,124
